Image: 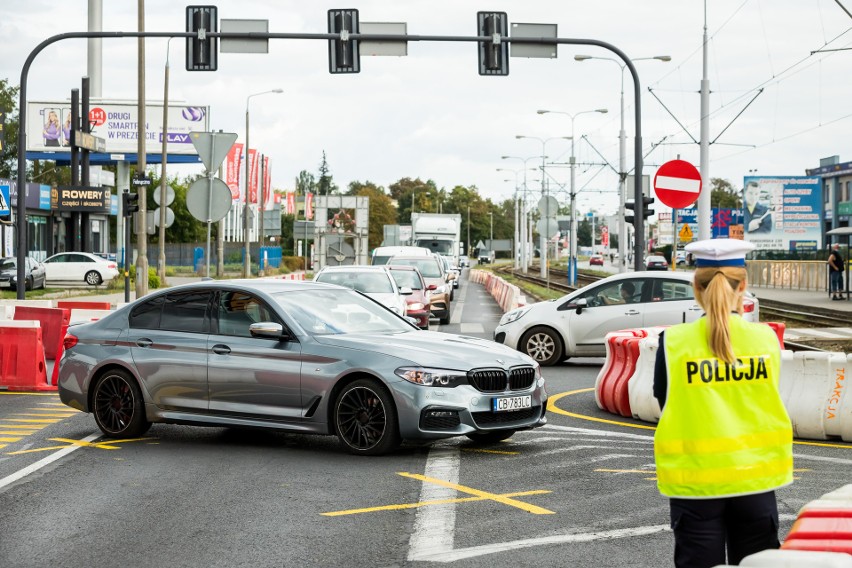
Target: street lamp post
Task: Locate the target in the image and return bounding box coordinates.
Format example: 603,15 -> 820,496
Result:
535,110 -> 608,285
574,55 -> 670,272
498,167 -> 535,269
513,137 -> 571,279
501,156 -> 544,274
243,89 -> 283,278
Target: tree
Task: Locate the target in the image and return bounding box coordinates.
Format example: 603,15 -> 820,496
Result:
0,78 -> 20,179
388,177 -> 437,222
294,170 -> 316,195
317,151 -> 338,195
710,177 -> 741,209
347,181 -> 397,250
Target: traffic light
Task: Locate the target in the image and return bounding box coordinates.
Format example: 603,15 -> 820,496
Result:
625,197 -> 655,225
186,6 -> 218,71
123,191 -> 139,217
328,9 -> 360,74
477,12 -> 509,76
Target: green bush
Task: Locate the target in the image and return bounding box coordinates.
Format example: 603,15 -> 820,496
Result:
109,265 -> 160,289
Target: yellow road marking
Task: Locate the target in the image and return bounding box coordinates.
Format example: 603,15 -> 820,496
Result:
549,389 -> 852,449
4,418 -> 61,424
0,431 -> 35,436
0,424 -> 45,430
0,392 -> 57,396
6,437 -> 156,455
398,472 -> 555,515
0,437 -> 23,442
15,413 -> 76,418
322,490 -> 551,517
461,448 -> 520,455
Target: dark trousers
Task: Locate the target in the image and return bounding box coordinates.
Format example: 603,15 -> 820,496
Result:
670,492 -> 780,567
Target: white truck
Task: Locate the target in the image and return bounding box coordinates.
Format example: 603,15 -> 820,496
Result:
410,213 -> 462,268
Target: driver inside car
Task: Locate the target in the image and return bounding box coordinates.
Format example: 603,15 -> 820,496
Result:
599,281 -> 636,305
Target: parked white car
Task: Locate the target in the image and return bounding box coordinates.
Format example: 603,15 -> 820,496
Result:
494,271 -> 759,366
42,251 -> 120,286
313,265 -> 411,316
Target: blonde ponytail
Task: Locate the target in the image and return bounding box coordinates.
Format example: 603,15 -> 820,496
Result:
692,266 -> 747,364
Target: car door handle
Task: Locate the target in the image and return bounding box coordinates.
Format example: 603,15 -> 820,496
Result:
135,338 -> 153,348
687,305 -> 703,311
211,344 -> 231,355
624,310 -> 641,316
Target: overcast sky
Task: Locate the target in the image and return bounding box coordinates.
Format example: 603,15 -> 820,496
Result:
3,0 -> 852,216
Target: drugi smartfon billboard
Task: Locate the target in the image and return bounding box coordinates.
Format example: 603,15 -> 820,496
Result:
742,176 -> 822,251
26,101 -> 209,155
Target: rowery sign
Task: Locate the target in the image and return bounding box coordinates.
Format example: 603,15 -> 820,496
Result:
52,186 -> 111,212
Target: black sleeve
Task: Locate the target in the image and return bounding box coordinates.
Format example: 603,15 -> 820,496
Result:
653,331 -> 668,409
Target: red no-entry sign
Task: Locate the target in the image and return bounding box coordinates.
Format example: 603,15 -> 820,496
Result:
653,159 -> 702,209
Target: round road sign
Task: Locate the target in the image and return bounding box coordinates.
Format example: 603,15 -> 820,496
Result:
653,159 -> 702,209
186,178 -> 233,223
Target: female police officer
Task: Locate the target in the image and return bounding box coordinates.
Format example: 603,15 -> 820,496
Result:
652,238 -> 793,567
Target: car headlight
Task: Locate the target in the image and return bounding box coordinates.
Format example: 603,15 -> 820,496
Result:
499,307 -> 531,326
395,366 -> 468,387
408,302 -> 426,311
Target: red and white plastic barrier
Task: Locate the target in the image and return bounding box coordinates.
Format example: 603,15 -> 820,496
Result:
469,269 -> 526,312
0,320 -> 53,391
779,351 -> 852,442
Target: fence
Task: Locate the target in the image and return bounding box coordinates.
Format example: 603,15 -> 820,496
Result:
140,243 -> 301,271
746,260 -> 832,292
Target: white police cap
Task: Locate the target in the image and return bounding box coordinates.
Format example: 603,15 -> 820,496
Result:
685,238 -> 755,267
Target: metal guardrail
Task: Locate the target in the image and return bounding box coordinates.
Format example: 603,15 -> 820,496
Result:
746,260 -> 833,291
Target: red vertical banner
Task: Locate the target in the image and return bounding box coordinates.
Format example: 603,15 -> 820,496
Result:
247,149 -> 259,204
305,192 -> 314,220
286,192 -> 295,215
225,143 -> 243,199
262,156 -> 272,211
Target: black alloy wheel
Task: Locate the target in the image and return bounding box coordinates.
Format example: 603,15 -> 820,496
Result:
92,369 -> 151,438
333,379 -> 400,456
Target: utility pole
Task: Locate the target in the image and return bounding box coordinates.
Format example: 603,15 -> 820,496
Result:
698,0 -> 711,240
135,0 -> 149,297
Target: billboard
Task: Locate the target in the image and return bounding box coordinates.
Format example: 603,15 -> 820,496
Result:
743,176 -> 822,251
27,101 -> 209,155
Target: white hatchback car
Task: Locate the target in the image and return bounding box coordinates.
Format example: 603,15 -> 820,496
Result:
313,265 -> 411,317
494,271 -> 759,366
42,251 -> 120,286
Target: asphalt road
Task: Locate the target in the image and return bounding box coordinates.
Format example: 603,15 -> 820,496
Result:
1,272 -> 850,567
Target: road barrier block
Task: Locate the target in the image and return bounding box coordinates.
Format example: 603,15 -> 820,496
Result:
0,299 -> 55,314
68,309 -> 113,324
779,351 -> 848,440
799,500 -> 852,519
741,548 -> 852,566
57,300 -> 112,311
595,331 -> 640,410
628,335 -> 662,423
765,321 -> 786,349
0,321 -> 53,391
786,516 -> 852,541
13,306 -> 70,360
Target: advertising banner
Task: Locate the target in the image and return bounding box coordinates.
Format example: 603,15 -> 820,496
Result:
262,156 -> 272,211
27,101 -> 209,155
51,186 -> 111,212
246,149 -> 259,205
742,176 -> 822,251
225,142 -> 243,200
305,192 -> 314,220
286,192 -> 295,215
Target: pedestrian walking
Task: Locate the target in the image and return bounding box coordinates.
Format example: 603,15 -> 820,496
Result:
828,243 -> 845,300
652,238 -> 793,568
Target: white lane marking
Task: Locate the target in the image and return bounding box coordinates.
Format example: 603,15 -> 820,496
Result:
449,282 -> 468,325
542,424 -> 654,441
0,432 -> 100,492
793,453 -> 852,466
459,323 -> 485,334
412,524 -> 670,563
407,447 -> 460,561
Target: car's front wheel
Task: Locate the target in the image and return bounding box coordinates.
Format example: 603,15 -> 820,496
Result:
333,378 -> 401,456
520,326 -> 564,366
92,369 -> 151,438
85,270 -> 103,286
466,429 -> 516,444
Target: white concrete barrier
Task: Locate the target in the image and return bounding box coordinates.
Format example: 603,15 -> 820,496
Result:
68,309 -> 113,324
0,299 -> 55,317
740,549 -> 852,567
628,336 -> 662,423
780,351 -> 848,441
0,305 -> 13,320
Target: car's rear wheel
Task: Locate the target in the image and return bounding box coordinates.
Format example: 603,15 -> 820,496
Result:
520,326 -> 564,366
466,429 -> 516,444
92,369 -> 151,438
333,378 -> 400,456
25,276 -> 33,291
85,270 -> 102,286
439,309 -> 451,326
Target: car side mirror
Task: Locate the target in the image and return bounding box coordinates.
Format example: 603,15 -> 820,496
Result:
427,284 -> 438,291
399,286 -> 413,296
249,321 -> 288,340
574,298 -> 588,314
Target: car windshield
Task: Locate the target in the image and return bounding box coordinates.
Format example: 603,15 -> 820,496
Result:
270,289 -> 413,336
392,258 -> 442,278
316,271 -> 394,294
415,239 -> 453,255
388,269 -> 423,290
371,255 -> 393,265
0,259 -> 15,271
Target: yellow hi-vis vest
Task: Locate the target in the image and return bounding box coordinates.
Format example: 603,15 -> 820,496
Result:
654,316 -> 793,499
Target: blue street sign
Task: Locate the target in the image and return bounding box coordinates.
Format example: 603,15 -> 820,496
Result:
0,184 -> 10,216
